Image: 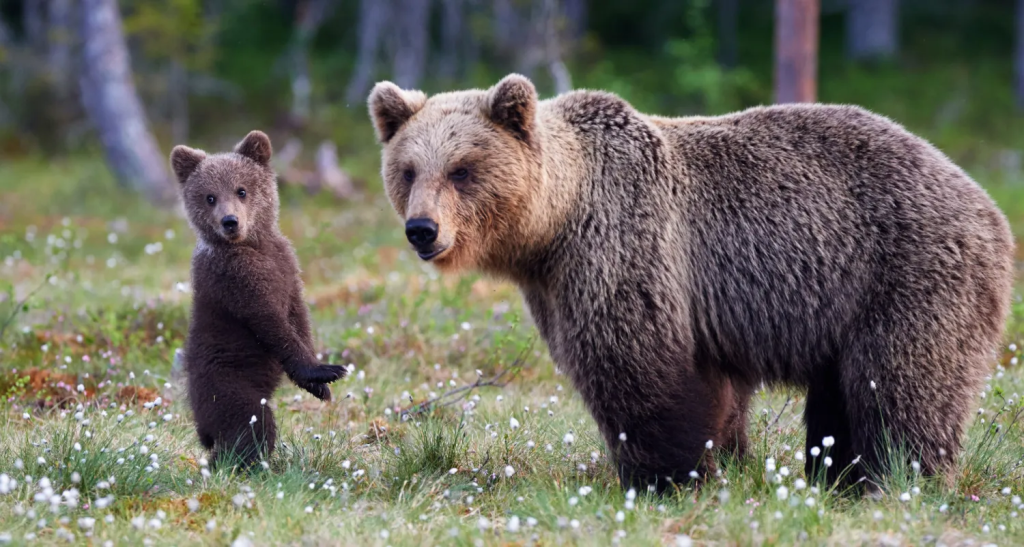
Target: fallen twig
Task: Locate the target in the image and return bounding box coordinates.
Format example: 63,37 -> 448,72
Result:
400,338 -> 536,419
767,394 -> 793,432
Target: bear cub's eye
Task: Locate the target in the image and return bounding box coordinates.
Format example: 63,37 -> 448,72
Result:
450,168 -> 469,182
206,195 -> 216,205
402,169 -> 415,183
237,188 -> 246,198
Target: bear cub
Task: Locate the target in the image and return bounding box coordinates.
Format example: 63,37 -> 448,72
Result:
172,130 -> 347,468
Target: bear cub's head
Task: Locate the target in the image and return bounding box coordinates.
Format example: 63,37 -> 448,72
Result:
368,74 -> 543,274
171,131 -> 278,246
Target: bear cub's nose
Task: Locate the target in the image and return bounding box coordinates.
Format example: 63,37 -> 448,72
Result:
221,215 -> 239,232
405,218 -> 438,249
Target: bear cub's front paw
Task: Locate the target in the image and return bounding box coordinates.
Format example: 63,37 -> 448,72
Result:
300,382 -> 333,402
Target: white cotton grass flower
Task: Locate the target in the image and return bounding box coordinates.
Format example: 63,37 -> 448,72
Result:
510,416 -> 520,430
705,440 -> 714,450
507,515 -> 521,533
249,415 -> 257,425
563,432 -> 575,445
619,432 -> 627,442
765,457 -> 776,472
794,478 -> 807,490
810,446 -> 821,457
776,486 -> 789,501
579,486 -> 592,496
504,465 -> 515,478
870,381 -> 877,390
824,456 -> 833,467
822,436 -> 835,447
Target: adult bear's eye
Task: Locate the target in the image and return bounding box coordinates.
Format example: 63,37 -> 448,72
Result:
206,195 -> 216,205
402,169 -> 415,183
237,188 -> 246,198
450,168 -> 469,182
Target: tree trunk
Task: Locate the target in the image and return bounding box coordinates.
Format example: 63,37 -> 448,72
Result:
345,0 -> 389,105
288,0 -> 335,125
438,0 -> 464,81
1016,0 -> 1024,109
718,0 -> 739,68
543,0 -> 572,94
47,0 -> 75,95
79,0 -> 176,204
846,0 -> 899,61
774,0 -> 819,104
391,0 -> 431,89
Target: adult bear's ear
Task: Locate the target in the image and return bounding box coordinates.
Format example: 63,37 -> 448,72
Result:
487,74 -> 537,145
170,145 -> 207,185
234,130 -> 273,166
368,81 -> 427,144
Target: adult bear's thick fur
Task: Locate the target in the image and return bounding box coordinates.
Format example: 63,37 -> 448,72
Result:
369,75 -> 1014,492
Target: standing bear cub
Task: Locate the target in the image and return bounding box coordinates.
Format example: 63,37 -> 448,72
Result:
369,75 -> 1014,492
172,131 -> 347,468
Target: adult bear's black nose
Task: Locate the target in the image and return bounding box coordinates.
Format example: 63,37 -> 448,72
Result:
405,218 -> 438,249
221,215 -> 239,231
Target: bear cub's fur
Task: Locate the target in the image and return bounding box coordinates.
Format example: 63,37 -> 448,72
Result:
369,75 -> 1015,493
172,131 -> 347,468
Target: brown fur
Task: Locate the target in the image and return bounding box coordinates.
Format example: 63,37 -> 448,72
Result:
172,131 -> 346,468
368,75 -> 1015,493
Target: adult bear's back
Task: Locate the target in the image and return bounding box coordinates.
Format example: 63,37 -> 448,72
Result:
661,104 -> 1014,386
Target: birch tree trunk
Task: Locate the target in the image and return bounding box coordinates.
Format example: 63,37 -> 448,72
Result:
392,0 -> 431,89
79,0 -> 176,204
846,0 -> 899,61
345,0 -> 389,104
774,0 -> 819,104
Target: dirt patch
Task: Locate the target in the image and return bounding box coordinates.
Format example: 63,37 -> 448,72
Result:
0,367 -> 94,408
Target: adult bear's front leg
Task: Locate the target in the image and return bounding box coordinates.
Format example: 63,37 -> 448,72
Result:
591,370 -> 725,494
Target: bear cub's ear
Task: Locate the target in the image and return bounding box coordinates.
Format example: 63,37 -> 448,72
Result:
367,81 -> 427,144
234,130 -> 273,166
488,74 -> 538,145
170,145 -> 207,185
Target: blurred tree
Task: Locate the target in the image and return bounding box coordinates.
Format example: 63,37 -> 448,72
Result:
46,0 -> 73,98
847,0 -> 899,61
493,0 -> 576,94
667,0 -> 756,114
438,0 -> 465,81
775,0 -> 819,103
286,0 -> 337,127
345,0 -> 388,103
79,0 -> 175,204
392,0 -> 430,89
122,0 -> 216,144
1017,0 -> 1024,109
717,0 -> 739,68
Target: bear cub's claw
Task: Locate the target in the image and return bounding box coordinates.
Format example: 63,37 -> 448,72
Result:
300,382 -> 333,402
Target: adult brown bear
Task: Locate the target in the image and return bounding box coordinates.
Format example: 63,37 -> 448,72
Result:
368,75 -> 1014,492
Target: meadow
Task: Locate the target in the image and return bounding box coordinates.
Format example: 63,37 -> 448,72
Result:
3,145 -> 1024,546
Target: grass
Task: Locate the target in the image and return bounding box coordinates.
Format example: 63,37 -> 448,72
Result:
3,153 -> 1024,547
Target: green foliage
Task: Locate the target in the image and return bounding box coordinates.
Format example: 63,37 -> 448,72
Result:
663,0 -> 758,114
122,0 -> 216,72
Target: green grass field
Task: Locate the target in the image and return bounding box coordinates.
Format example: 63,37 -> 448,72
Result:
3,154 -> 1024,546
